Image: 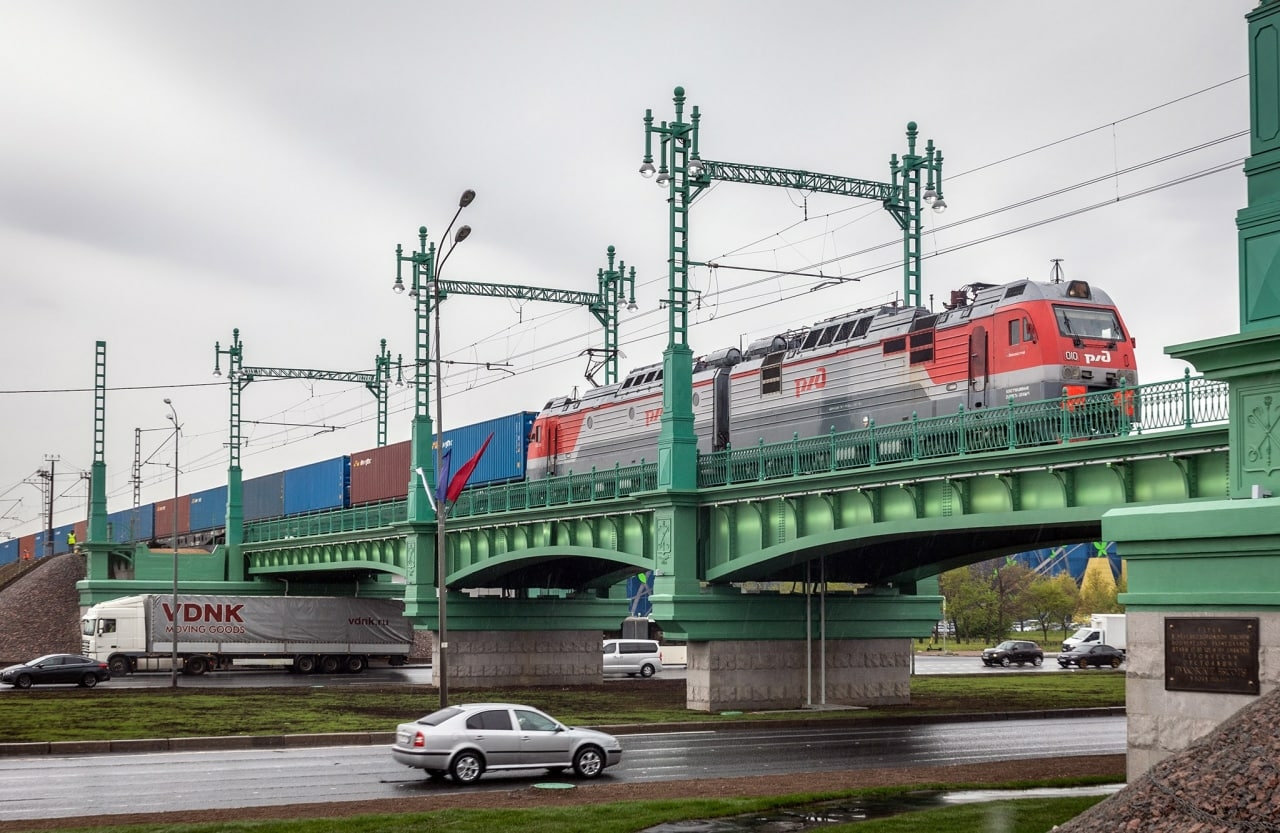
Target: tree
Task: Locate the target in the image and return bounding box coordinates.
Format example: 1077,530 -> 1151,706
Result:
1024,572 -> 1079,639
939,566 -> 998,642
991,560 -> 1037,634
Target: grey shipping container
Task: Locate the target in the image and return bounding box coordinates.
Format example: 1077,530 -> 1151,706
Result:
284,456 -> 351,515
189,485 -> 227,532
243,472 -> 285,521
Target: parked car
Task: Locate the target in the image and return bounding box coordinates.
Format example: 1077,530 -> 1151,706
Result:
0,654 -> 111,688
981,640 -> 1045,667
602,639 -> 664,678
1058,643 -> 1126,669
391,703 -> 623,784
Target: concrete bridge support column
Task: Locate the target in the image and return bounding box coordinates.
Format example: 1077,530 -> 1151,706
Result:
411,593 -> 635,687
686,637 -> 911,712
652,586 -> 938,712
431,629 -> 604,687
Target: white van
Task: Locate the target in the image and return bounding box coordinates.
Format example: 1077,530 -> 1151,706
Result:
602,639 -> 663,678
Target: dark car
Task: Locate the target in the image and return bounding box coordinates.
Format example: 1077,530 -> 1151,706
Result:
981,640 -> 1044,667
0,654 -> 112,688
1058,643 -> 1126,669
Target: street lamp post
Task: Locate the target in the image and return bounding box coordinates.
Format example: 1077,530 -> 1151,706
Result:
393,189 -> 474,710
163,398 -> 180,688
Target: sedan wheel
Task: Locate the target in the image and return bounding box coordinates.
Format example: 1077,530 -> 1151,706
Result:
450,751 -> 485,784
79,674 -> 98,688
573,745 -> 605,779
1110,657 -> 1122,668
1078,658 -> 1090,668
14,674 -> 33,689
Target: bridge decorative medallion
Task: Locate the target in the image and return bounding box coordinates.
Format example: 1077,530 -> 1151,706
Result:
1243,390 -> 1280,476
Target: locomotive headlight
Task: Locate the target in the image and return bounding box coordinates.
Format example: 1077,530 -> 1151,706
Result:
1062,366 -> 1081,380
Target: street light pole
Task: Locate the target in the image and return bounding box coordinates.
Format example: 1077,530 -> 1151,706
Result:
393,189 -> 474,710
163,398 -> 180,689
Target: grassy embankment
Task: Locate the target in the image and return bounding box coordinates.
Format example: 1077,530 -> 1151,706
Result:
16,789 -> 1113,833
0,672 -> 1124,742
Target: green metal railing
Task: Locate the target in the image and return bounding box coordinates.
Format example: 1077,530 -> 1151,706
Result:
697,371 -> 1229,488
449,460 -> 657,519
244,371 -> 1228,540
245,501 -> 407,543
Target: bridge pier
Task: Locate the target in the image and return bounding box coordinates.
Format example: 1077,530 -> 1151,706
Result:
686,637 -> 910,712
408,593 -> 631,687
429,629 -> 603,686
652,585 -> 936,711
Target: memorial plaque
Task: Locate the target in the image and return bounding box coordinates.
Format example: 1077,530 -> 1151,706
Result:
1164,617 -> 1260,695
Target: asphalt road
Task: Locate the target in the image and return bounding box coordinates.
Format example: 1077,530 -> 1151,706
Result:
0,716 -> 1127,822
0,653 -> 1111,692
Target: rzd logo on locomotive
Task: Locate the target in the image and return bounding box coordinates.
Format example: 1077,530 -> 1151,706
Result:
794,367 -> 827,398
644,407 -> 663,426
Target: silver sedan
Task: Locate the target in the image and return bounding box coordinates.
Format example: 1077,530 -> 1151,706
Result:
391,702 -> 623,784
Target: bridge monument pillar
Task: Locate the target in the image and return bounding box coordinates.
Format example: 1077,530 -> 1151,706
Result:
1105,0 -> 1280,779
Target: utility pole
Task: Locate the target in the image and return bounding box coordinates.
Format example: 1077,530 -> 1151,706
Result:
38,456 -> 58,557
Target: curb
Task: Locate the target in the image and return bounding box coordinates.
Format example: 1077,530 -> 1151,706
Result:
0,709 -> 1123,757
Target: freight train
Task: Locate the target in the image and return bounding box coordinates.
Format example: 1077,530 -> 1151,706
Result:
0,276 -> 1135,565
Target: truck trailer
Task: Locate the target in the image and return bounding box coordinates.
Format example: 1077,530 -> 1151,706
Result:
1061,613 -> 1127,654
81,594 -> 413,676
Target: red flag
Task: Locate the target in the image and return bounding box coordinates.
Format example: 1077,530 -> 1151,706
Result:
444,433 -> 493,504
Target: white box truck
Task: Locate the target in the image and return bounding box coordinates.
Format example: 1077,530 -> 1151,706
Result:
1061,613 -> 1127,653
81,594 -> 413,676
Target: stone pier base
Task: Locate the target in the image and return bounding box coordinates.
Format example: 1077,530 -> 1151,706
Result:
1124,610 -> 1280,780
432,630 -> 602,687
685,638 -> 911,712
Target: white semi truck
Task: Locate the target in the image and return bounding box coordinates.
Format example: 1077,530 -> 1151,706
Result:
1061,613 -> 1127,653
81,594 -> 413,676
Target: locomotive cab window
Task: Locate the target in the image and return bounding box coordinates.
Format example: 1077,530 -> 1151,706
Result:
1008,317 -> 1033,346
1054,306 -> 1123,341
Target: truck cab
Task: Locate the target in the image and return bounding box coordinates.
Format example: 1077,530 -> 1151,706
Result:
82,602 -> 150,675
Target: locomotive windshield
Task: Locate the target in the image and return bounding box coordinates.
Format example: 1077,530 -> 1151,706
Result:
1053,305 -> 1124,341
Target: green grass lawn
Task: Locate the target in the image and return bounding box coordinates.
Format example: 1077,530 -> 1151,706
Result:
25,787 -> 1113,833
0,673 -> 1124,743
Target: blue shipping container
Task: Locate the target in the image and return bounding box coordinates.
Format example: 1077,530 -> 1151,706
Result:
107,505 -> 154,544
439,411 -> 535,490
284,456 -> 351,515
243,471 -> 285,521
189,485 -> 227,532
0,537 -> 17,566
50,523 -> 75,555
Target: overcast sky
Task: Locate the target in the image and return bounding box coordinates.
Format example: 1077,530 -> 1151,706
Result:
0,1 -> 1258,538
